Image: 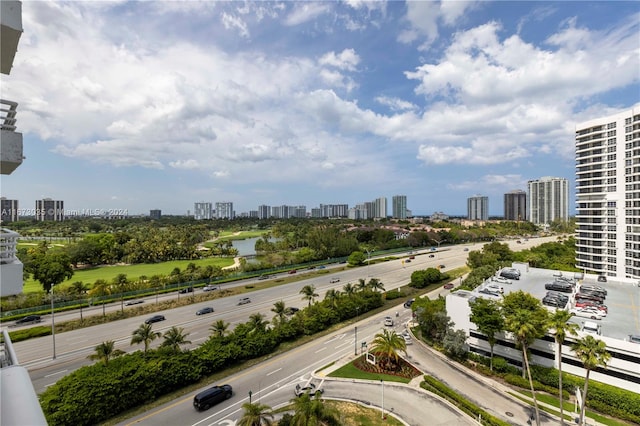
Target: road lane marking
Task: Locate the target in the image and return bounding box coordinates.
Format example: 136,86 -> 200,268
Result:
45,369 -> 68,377
266,368 -> 282,376
314,347 -> 327,353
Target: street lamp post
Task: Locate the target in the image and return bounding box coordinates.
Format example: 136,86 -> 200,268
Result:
380,379 -> 385,419
354,306 -> 360,356
51,284 -> 56,360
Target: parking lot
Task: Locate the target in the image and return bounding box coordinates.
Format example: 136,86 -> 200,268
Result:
478,265 -> 640,341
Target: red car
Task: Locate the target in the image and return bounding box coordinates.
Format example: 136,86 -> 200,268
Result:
409,256 -> 415,259
288,269 -> 297,274
574,300 -> 608,312
444,283 -> 454,290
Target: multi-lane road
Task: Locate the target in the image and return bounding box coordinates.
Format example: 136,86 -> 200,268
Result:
12,237 -> 558,424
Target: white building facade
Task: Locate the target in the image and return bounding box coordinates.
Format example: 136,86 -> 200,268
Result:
194,202 -> 213,220
392,195 -> 407,219
528,177 -> 569,226
575,106 -> 640,279
467,195 -> 488,220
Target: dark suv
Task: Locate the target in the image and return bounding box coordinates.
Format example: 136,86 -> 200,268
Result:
500,270 -> 520,280
15,315 -> 42,325
544,282 -> 573,293
193,384 -> 233,411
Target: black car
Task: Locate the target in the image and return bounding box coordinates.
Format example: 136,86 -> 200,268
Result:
403,299 -> 415,308
193,384 -> 233,411
500,271 -> 520,280
144,315 -> 166,324
125,299 -> 144,306
544,282 -> 573,293
178,287 -> 194,294
285,307 -> 300,315
196,307 -> 214,316
15,315 -> 42,325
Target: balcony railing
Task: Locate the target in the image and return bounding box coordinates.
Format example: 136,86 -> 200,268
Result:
0,99 -> 18,131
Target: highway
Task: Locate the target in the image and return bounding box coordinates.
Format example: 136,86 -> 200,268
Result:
11,237 -> 558,423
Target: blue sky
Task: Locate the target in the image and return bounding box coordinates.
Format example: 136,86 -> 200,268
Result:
2,1 -> 639,217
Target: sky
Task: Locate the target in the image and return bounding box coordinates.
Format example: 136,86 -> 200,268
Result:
2,1 -> 639,217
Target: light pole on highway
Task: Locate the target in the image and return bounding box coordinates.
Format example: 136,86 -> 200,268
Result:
51,283 -> 56,360
380,379 -> 385,419
354,306 -> 360,355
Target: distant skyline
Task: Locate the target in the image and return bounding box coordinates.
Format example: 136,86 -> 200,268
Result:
1,1 -> 638,216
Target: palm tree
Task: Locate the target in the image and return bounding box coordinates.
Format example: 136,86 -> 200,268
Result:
89,278 -> 111,316
572,335 -> 611,426
548,309 -> 579,425
503,308 -> 548,426
300,284 -> 318,306
356,278 -> 367,292
342,282 -> 356,297
248,313 -> 267,333
367,278 -> 385,292
324,288 -> 341,308
160,326 -> 191,353
291,388 -> 340,425
70,281 -> 90,296
87,340 -> 125,366
271,300 -> 287,325
237,402 -> 274,426
370,328 -> 407,370
131,323 -> 161,354
210,319 -> 229,338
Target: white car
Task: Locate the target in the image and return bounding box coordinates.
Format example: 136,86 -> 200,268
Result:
492,276 -> 512,285
384,316 -> 394,326
570,308 -> 604,320
329,278 -> 340,283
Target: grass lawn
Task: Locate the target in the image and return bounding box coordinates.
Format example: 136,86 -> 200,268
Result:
22,257 -> 235,293
327,359 -> 413,384
212,230 -> 267,241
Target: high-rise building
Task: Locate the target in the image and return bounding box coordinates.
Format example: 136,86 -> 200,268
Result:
36,198 -> 64,221
215,202 -> 234,219
528,177 -> 569,226
576,106 -> 640,279
0,197 -> 18,222
258,205 -> 271,219
373,197 -> 387,219
149,209 -> 161,220
503,190 -> 527,221
194,202 -> 213,220
467,195 -> 488,220
392,195 -> 408,219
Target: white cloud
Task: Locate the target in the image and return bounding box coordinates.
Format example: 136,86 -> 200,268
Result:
169,159 -> 200,170
221,12 -> 250,38
375,96 -> 416,112
318,49 -> 360,71
284,3 -> 332,26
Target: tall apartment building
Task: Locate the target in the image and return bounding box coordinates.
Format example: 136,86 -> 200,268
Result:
194,202 -> 213,220
1,3 -> 48,423
576,106 -> 640,279
215,202 -> 234,219
318,204 -> 348,218
528,177 -> 569,225
503,190 -> 527,221
373,197 -> 387,219
36,198 -> 64,221
258,205 -> 271,219
467,195 -> 488,220
392,195 -> 407,219
1,197 -> 18,222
